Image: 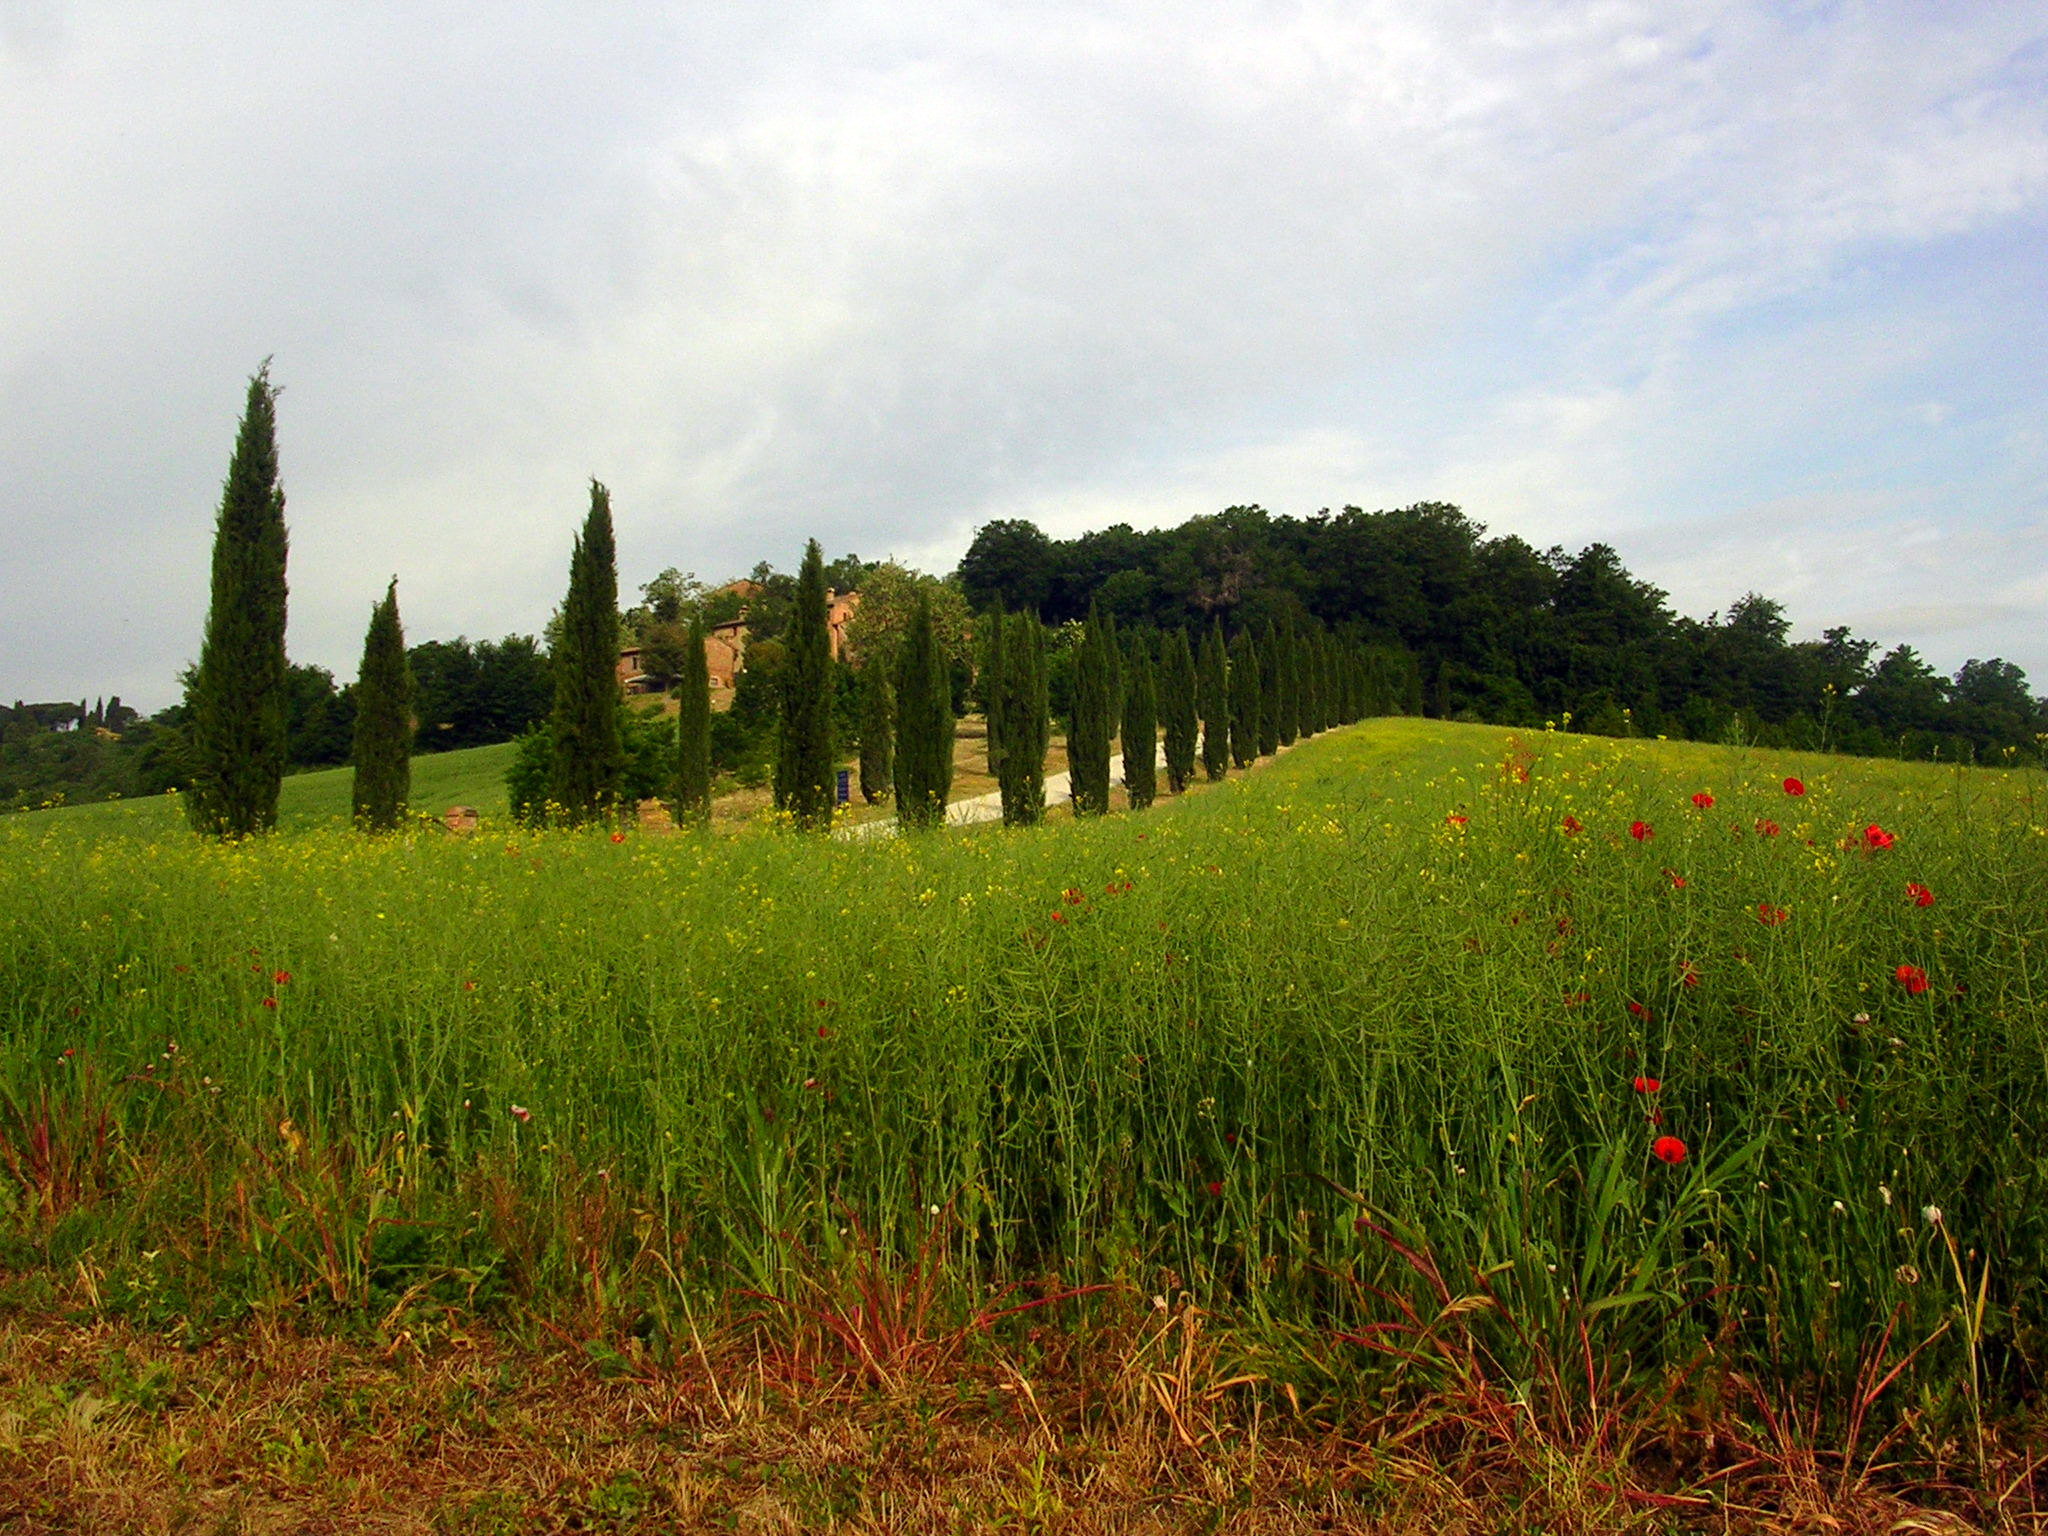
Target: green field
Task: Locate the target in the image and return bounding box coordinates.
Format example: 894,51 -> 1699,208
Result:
22,739 -> 518,839
3,719 -> 2045,1494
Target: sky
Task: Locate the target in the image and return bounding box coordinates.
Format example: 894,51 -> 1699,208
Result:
3,2 -> 2044,714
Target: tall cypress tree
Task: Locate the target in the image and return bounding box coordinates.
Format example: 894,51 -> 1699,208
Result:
1300,626 -> 1324,737
1197,619 -> 1229,782
1120,641 -> 1157,811
982,603 -> 1006,780
1067,600 -> 1113,816
1277,611 -> 1300,747
350,578 -> 412,832
1159,628 -> 1197,794
996,610 -> 1048,826
1229,627 -> 1261,769
547,481 -> 624,826
186,365 -> 290,838
775,538 -> 834,829
895,593 -> 953,830
1257,619 -> 1282,757
857,661 -> 894,805
675,610 -> 712,824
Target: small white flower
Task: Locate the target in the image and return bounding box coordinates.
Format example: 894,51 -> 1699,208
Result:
1923,1205 -> 1942,1226
929,1204 -> 940,1217
1879,1184 -> 1892,1206
1831,1200 -> 1846,1214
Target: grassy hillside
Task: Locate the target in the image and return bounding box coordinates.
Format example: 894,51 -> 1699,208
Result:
17,740 -> 518,839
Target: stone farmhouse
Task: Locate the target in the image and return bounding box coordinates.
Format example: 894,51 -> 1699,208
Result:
615,583 -> 860,696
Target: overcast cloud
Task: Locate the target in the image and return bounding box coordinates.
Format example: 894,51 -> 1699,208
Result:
3,2 -> 2044,711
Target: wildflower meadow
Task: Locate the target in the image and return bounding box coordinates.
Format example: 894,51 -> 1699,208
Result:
3,718 -> 2045,1504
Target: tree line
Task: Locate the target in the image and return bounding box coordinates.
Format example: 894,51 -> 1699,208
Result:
958,505 -> 2048,760
20,370 -> 2042,824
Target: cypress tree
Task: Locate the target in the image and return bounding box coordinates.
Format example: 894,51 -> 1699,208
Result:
1257,619 -> 1281,756
895,593 -> 953,829
982,603 -> 1006,780
185,364 -> 290,838
996,610 -> 1048,826
1229,627 -> 1261,769
1067,600 -> 1113,816
1159,628 -> 1197,793
1197,619 -> 1230,782
547,480 -> 624,826
350,578 -> 413,832
775,538 -> 834,829
1300,627 -> 1324,736
857,661 -> 895,805
1277,611 -> 1300,747
1120,642 -> 1157,810
675,610 -> 712,824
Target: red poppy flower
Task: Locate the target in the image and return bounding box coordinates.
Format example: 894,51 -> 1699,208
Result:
510,1104 -> 531,1123
1050,909 -> 1067,924
1783,777 -> 1805,796
1895,963 -> 1929,994
1561,814 -> 1583,835
1678,963 -> 1699,989
1630,821 -> 1653,841
272,969 -> 291,985
816,1024 -> 830,1039
1906,882 -> 1934,908
1206,1180 -> 1223,1199
260,996 -> 277,1009
1627,1001 -> 1652,1020
1864,825 -> 1894,851
1632,1076 -> 1661,1094
1063,887 -> 1085,905
610,831 -> 625,843
1445,812 -> 1468,827
1690,792 -> 1714,810
1756,902 -> 1788,927
1755,818 -> 1779,837
1651,1135 -> 1687,1165
1666,869 -> 1686,889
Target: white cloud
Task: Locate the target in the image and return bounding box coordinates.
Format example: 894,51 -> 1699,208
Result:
2,1 -> 2045,706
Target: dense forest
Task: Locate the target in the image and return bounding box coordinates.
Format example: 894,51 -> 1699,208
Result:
7,501 -> 2043,811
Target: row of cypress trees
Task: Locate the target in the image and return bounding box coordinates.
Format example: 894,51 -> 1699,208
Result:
1041,608 -> 1391,821
185,367 -> 1394,841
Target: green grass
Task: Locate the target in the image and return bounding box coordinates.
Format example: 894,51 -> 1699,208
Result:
17,740 -> 518,839
2,718 -> 2045,1471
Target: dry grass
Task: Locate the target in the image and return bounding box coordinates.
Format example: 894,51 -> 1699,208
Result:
2,1281 -> 2036,1535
